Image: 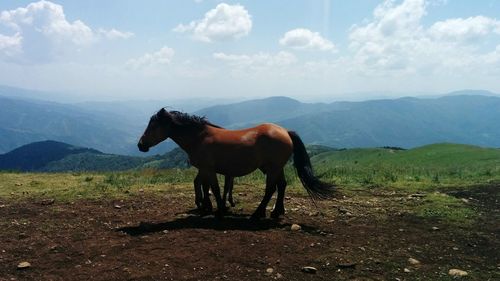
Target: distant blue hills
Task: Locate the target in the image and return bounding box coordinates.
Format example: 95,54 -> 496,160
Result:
0,140 -> 189,172
1,85 -> 500,156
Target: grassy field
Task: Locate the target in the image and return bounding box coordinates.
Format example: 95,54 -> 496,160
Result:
1,143 -> 499,225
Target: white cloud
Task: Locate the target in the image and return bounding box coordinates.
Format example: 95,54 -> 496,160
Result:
347,0 -> 500,76
213,51 -> 296,68
173,3 -> 252,42
279,28 -> 336,51
0,32 -> 22,58
0,1 -> 133,63
126,46 -> 175,69
98,28 -> 134,40
429,16 -> 500,42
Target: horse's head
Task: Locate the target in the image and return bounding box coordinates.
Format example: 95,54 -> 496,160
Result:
138,108 -> 172,152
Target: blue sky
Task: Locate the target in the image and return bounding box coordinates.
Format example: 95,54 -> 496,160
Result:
0,0 -> 499,101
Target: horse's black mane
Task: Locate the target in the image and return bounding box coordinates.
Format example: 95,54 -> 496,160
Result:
159,109 -> 222,129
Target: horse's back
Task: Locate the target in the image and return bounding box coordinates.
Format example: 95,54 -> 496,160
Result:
203,123 -> 293,175
209,123 -> 292,147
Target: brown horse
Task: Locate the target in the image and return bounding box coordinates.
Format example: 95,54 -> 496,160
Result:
138,108 -> 334,219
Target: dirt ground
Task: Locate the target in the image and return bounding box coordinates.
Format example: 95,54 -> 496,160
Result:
0,185 -> 498,281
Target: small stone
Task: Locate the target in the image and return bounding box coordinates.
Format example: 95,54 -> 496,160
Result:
113,204 -> 122,209
266,268 -> 274,274
404,268 -> 411,273
301,266 -> 317,274
309,211 -> 319,216
448,269 -> 468,277
408,258 -> 420,266
290,224 -> 301,231
17,261 -> 31,269
139,188 -> 144,193
276,273 -> 283,279
41,199 -> 55,205
431,226 -> 439,231
461,198 -> 469,204
15,183 -> 22,186
0,204 -> 5,208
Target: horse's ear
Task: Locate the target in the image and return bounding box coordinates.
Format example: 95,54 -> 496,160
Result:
158,108 -> 171,121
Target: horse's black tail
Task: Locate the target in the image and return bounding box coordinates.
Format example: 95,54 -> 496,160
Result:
288,131 -> 335,200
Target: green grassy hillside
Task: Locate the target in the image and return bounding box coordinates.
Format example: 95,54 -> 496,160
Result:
312,143 -> 500,189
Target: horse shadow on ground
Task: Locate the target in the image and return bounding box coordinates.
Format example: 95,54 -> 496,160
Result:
117,211 -> 320,236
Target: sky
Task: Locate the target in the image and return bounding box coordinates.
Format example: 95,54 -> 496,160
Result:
0,0 -> 499,102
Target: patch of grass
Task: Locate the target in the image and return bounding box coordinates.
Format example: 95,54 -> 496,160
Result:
312,143 -> 500,192
0,171 -> 193,201
415,192 -> 476,225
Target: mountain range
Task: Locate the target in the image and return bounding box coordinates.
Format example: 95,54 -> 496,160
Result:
196,92 -> 500,148
0,140 -> 189,172
1,85 -> 500,155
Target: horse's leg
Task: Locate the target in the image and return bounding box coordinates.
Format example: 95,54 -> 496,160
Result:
228,176 -> 235,207
251,169 -> 278,220
201,178 -> 213,212
194,173 -> 203,210
271,170 -> 287,219
206,172 -> 227,216
223,176 -> 235,207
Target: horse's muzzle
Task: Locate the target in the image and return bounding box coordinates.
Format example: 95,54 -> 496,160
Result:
137,142 -> 149,152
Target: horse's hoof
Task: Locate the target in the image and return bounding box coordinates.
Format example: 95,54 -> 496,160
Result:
270,211 -> 284,219
199,209 -> 212,216
201,203 -> 213,212
250,211 -> 266,221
